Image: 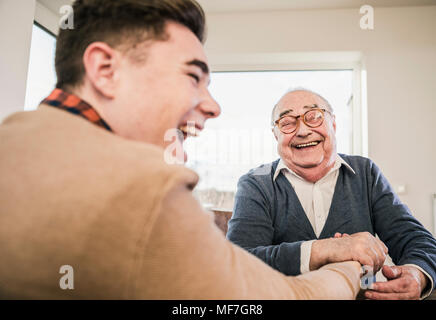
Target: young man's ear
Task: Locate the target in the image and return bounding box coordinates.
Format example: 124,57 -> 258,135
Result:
82,42 -> 119,99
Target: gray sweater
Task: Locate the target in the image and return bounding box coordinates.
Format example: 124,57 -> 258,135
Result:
227,154 -> 436,290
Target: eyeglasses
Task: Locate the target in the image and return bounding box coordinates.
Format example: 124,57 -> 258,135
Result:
273,106 -> 332,134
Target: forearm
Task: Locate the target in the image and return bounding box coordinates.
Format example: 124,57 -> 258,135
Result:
244,242 -> 304,276
140,185 -> 361,299
290,261 -> 362,299
310,238 -> 337,271
236,241 -> 361,299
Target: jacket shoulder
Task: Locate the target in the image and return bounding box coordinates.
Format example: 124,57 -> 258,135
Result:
241,159 -> 280,182
339,153 -> 376,175
0,106 -> 199,299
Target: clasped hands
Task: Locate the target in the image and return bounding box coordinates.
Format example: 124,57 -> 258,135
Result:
311,232 -> 427,300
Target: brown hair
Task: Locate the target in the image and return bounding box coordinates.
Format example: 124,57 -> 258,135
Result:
55,0 -> 206,89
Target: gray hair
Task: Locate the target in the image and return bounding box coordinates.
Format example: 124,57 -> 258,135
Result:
271,87 -> 334,127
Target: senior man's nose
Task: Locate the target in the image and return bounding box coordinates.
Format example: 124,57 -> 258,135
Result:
295,119 -> 312,137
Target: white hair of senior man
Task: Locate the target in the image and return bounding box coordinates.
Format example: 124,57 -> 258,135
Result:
270,87 -> 334,127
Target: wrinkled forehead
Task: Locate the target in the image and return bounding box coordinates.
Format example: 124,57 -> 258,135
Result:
275,91 -> 327,118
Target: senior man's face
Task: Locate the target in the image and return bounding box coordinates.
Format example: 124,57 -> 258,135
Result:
113,22 -> 221,161
273,91 -> 337,181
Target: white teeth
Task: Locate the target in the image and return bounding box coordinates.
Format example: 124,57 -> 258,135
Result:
296,141 -> 319,148
179,125 -> 199,137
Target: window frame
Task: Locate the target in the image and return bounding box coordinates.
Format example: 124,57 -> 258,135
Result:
24,22 -> 57,111
208,51 -> 368,157
34,20 -> 57,38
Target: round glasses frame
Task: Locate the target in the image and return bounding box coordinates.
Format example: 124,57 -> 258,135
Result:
273,107 -> 333,134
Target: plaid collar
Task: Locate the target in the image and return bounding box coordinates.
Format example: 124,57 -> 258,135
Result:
41,88 -> 112,132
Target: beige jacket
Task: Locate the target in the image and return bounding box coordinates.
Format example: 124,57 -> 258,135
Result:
0,106 -> 361,299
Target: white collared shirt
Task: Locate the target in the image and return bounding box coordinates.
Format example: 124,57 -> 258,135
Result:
273,155 -> 355,274
274,155 -> 355,239
273,155 -> 433,299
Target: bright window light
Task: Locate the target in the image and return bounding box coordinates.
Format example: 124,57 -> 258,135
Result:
185,70 -> 353,196
25,24 -> 57,111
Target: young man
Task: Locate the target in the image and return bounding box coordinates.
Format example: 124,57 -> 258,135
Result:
0,0 -> 361,299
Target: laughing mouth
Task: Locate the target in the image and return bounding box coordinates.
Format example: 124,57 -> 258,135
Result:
293,141 -> 321,149
177,122 -> 203,141
178,125 -> 199,138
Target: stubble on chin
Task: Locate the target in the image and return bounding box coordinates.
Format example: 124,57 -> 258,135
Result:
284,151 -> 336,183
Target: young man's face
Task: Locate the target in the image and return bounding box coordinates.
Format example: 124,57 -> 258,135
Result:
110,22 -> 220,161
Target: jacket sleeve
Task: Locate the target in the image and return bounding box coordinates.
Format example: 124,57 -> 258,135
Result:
369,160 -> 436,292
227,174 -> 303,276
134,182 -> 361,300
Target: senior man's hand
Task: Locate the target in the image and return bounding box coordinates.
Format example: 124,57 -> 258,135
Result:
310,232 -> 388,273
364,265 -> 428,300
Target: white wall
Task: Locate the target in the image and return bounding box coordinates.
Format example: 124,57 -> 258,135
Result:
204,6 -> 436,232
0,0 -> 36,121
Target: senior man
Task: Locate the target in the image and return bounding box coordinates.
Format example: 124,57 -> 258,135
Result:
0,0 -> 363,299
227,88 -> 436,300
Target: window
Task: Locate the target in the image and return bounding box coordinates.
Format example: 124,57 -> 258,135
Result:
186,70 -> 354,209
25,23 -> 57,111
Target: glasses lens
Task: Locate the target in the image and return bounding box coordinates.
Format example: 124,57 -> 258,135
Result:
304,110 -> 324,127
279,116 -> 297,133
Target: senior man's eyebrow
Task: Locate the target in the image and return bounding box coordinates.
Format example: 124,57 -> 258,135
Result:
278,109 -> 293,118
303,104 -> 319,109
278,104 -> 319,118
186,59 -> 210,75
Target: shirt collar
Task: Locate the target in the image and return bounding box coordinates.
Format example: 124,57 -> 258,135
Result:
273,154 -> 356,181
41,88 -> 112,132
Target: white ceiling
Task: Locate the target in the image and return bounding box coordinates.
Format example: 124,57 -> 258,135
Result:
39,0 -> 73,14
39,0 -> 436,15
